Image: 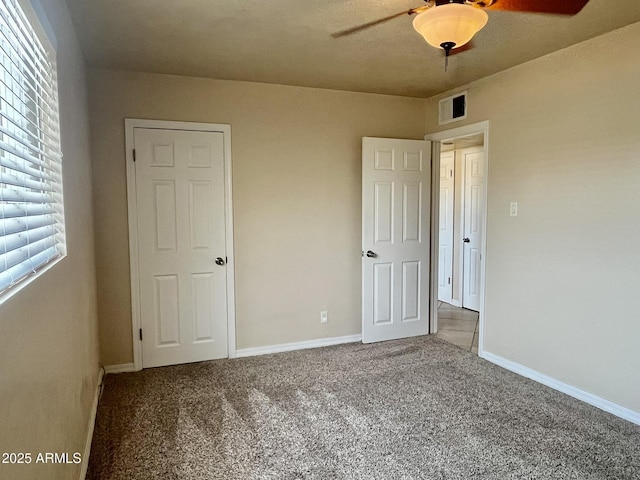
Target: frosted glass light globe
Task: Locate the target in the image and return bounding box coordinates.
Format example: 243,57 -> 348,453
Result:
413,3 -> 488,50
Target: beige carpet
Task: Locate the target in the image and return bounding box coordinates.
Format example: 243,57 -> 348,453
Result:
88,336 -> 640,479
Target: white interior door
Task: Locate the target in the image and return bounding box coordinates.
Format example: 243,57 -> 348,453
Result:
362,137 -> 431,344
438,150 -> 454,304
134,127 -> 228,368
462,147 -> 485,312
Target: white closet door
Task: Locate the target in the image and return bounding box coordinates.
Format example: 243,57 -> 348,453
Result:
134,127 -> 229,368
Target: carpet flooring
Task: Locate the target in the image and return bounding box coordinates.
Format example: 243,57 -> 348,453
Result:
87,336 -> 640,479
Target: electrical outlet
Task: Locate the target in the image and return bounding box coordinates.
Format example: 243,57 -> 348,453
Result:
320,311 -> 328,324
510,202 -> 518,217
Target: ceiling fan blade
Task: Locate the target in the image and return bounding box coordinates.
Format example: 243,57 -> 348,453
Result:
331,7 -> 428,38
483,0 -> 590,15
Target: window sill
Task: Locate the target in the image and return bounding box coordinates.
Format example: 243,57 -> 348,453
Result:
0,254 -> 67,306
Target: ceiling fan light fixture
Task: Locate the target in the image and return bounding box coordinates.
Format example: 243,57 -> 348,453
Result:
412,3 -> 488,51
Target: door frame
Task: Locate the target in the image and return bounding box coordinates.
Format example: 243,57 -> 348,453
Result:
426,120 -> 489,355
125,118 -> 237,371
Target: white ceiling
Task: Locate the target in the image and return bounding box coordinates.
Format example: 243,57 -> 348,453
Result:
440,132 -> 484,151
64,0 -> 640,98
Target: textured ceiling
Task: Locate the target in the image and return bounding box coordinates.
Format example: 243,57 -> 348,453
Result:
441,132 -> 484,151
64,0 -> 640,98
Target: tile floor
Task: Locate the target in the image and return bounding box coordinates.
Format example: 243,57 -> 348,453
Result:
436,301 -> 479,354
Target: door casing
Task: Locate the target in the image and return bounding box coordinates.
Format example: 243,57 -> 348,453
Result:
426,121 -> 489,356
125,118 -> 237,370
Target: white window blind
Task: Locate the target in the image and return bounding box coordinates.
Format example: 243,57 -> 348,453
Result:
0,0 -> 64,295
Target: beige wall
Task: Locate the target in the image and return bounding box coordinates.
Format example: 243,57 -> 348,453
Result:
0,1 -> 100,479
89,21 -> 639,415
426,23 -> 640,413
88,70 -> 426,365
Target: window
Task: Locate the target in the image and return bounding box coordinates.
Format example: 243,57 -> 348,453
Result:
0,0 -> 64,298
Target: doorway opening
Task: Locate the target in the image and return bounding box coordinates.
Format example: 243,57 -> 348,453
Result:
427,122 -> 488,356
437,301 -> 480,353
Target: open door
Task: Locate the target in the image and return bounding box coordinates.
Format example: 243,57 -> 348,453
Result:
438,150 -> 455,304
362,137 -> 431,343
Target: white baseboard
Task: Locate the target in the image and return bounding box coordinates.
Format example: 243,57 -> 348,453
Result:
105,336 -> 362,369
481,350 -> 640,426
235,334 -> 362,358
104,362 -> 136,374
79,367 -> 104,480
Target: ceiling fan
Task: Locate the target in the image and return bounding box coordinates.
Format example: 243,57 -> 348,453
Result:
333,0 -> 591,59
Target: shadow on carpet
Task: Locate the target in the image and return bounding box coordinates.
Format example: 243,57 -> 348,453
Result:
87,336 -> 640,479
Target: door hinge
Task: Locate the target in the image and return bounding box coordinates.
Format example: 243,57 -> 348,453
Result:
450,169 -> 453,178
139,328 -> 143,341
448,277 -> 451,285
133,149 -> 136,161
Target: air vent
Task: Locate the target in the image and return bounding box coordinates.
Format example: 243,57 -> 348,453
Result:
439,91 -> 467,125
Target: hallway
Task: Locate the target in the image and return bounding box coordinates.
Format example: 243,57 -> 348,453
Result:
436,302 -> 479,354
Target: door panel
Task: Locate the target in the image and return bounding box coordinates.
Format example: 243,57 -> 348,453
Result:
189,181 -> 215,250
192,272 -> 215,341
154,274 -> 180,345
403,182 -> 422,242
401,260 -> 420,321
374,263 -> 393,325
462,148 -> 485,312
374,182 -> 393,243
153,180 -> 178,251
135,127 -> 228,367
362,137 -> 431,343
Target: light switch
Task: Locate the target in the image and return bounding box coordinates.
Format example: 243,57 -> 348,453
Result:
510,202 -> 518,217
